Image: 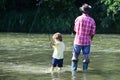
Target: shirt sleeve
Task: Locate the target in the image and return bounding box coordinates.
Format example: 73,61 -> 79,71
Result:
52,43 -> 58,49
90,20 -> 96,35
74,17 -> 80,32
52,45 -> 57,48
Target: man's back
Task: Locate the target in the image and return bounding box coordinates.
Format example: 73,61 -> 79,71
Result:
74,13 -> 96,45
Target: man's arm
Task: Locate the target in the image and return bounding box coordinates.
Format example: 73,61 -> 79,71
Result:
90,20 -> 96,40
91,35 -> 94,40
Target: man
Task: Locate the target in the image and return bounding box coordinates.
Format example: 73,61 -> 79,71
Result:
71,3 -> 96,72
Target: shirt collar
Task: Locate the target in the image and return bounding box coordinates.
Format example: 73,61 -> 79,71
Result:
82,13 -> 89,16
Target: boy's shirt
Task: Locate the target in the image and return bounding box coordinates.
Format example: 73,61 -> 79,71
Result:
52,41 -> 65,59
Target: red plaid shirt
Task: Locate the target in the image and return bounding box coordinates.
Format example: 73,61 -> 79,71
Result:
74,13 -> 96,45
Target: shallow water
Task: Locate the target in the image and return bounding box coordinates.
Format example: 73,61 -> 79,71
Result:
0,33 -> 120,80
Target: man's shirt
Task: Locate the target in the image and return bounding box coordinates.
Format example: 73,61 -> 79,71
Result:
74,13 -> 96,45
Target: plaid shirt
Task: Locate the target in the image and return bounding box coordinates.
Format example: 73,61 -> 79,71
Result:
74,13 -> 96,45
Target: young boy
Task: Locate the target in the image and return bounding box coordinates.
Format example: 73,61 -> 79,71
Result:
50,32 -> 65,71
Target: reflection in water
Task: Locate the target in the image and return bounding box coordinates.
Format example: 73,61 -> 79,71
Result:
71,71 -> 88,80
83,73 -> 88,80
51,72 -> 62,80
71,71 -> 77,80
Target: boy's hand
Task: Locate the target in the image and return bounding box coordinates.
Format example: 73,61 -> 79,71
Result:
50,41 -> 54,47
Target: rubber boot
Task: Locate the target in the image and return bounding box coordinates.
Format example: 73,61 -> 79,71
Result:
71,59 -> 78,71
82,59 -> 90,72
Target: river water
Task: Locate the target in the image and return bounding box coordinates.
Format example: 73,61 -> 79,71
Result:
0,33 -> 120,80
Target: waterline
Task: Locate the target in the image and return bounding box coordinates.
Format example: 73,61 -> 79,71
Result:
0,62 -> 80,74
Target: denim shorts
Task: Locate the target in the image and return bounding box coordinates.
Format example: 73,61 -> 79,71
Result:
52,58 -> 63,67
73,44 -> 90,56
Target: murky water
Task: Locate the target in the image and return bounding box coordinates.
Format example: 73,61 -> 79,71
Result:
0,33 -> 120,80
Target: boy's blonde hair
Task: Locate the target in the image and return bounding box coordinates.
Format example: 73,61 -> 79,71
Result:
52,32 -> 62,41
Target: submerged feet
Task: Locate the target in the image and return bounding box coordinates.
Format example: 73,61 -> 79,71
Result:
71,58 -> 90,73
50,67 -> 62,73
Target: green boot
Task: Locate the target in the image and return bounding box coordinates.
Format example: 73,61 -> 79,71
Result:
82,59 -> 90,72
71,59 -> 78,71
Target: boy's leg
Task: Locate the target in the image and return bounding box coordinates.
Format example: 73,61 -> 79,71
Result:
50,66 -> 55,72
58,59 -> 63,71
71,44 -> 81,71
50,58 -> 57,71
82,45 -> 90,72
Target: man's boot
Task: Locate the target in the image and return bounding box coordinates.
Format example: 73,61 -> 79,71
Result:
71,59 -> 78,71
82,59 -> 90,72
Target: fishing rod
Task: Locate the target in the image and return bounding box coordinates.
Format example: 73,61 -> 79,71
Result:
46,22 -> 53,48
29,0 -> 43,34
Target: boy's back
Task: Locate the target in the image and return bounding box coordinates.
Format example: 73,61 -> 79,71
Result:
52,41 -> 65,59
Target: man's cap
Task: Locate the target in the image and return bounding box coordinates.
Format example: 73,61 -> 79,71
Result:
80,3 -> 92,14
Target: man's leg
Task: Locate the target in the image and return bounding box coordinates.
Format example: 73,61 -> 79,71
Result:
82,45 -> 90,72
71,55 -> 79,71
82,58 -> 90,72
71,44 -> 81,71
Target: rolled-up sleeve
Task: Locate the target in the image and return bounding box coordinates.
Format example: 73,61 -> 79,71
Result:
74,17 -> 80,32
90,20 -> 96,36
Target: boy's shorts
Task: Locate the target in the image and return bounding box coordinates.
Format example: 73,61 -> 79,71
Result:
73,44 -> 90,56
52,58 -> 63,67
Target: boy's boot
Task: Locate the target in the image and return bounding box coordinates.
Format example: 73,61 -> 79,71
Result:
71,59 -> 78,71
82,59 -> 90,72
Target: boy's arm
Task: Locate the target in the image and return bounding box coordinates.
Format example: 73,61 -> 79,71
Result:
50,41 -> 58,48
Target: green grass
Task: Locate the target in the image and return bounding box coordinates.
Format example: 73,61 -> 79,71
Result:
0,33 -> 120,80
